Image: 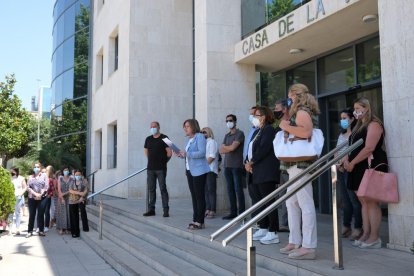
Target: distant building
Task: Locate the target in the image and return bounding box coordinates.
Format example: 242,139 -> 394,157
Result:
31,96 -> 37,112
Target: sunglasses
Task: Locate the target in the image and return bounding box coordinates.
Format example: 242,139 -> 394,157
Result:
200,131 -> 207,134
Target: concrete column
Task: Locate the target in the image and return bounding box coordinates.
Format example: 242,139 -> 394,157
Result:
194,0 -> 256,211
378,0 -> 414,252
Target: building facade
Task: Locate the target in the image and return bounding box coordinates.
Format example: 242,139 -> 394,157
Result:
91,0 -> 414,251
51,0 -> 90,167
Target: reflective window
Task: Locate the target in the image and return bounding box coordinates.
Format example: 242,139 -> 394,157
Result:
318,47 -> 355,94
357,37 -> 381,84
287,61 -> 316,95
64,5 -> 76,42
260,72 -> 286,107
63,37 -> 75,71
62,69 -> 75,101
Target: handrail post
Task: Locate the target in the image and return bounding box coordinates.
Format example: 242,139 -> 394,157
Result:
331,164 -> 344,270
247,227 -> 256,276
99,194 -> 103,240
146,180 -> 149,213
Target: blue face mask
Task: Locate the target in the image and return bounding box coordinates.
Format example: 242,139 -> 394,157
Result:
340,119 -> 349,130
33,167 -> 40,174
75,175 -> 81,181
287,98 -> 293,107
63,170 -> 69,176
150,127 -> 158,135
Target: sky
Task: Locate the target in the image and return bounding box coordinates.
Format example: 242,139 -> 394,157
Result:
0,0 -> 55,110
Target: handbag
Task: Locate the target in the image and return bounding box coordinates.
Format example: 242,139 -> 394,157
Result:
273,128 -> 324,162
357,163 -> 399,203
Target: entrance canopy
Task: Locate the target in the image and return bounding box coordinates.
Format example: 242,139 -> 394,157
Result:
235,0 -> 379,72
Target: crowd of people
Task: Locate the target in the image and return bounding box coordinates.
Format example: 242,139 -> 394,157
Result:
143,83 -> 389,260
8,163 -> 89,239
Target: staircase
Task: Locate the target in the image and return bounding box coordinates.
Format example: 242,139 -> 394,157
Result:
83,198 -> 414,276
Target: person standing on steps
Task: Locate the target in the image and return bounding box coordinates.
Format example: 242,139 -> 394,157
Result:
143,121 -> 172,217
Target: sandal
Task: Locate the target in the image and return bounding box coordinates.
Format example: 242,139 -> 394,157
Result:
206,211 -> 215,219
39,232 -> 46,237
188,223 -> 204,230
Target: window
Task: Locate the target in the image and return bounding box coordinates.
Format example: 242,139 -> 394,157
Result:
107,123 -> 117,169
95,130 -> 102,170
356,37 -> 381,84
287,61 -> 316,95
109,29 -> 119,75
96,48 -> 104,87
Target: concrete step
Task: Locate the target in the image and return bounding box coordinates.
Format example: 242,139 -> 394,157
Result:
82,229 -> 162,276
87,205 -> 278,276
87,202 -> 308,275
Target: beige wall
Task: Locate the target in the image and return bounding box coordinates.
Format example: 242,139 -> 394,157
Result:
379,0 -> 414,252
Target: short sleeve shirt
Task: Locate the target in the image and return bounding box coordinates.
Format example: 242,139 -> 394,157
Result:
222,129 -> 245,168
144,134 -> 169,170
69,179 -> 88,204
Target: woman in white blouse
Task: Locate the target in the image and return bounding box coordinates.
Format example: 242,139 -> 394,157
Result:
201,127 -> 219,218
10,167 -> 27,235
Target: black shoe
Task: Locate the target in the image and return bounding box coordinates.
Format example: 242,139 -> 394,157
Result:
72,234 -> 80,238
143,210 -> 155,216
222,214 -> 237,220
83,229 -> 89,232
163,210 -> 169,217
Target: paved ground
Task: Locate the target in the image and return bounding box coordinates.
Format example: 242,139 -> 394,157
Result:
0,215 -> 118,276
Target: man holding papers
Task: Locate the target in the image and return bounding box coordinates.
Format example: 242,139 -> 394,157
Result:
143,121 -> 172,217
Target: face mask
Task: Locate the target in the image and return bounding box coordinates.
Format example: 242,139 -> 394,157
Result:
340,119 -> 349,130
150,127 -> 158,135
33,167 -> 40,174
75,175 -> 81,181
11,172 -> 16,177
63,170 -> 69,176
353,110 -> 365,119
248,114 -> 254,123
274,110 -> 284,120
226,121 -> 235,129
252,117 -> 260,128
287,98 -> 293,107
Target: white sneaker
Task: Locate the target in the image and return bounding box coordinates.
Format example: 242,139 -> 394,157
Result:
260,232 -> 280,245
252,228 -> 268,241
35,228 -> 39,233
44,227 -> 49,233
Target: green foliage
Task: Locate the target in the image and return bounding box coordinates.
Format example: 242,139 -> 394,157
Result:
267,0 -> 295,22
0,74 -> 36,167
0,167 -> 16,220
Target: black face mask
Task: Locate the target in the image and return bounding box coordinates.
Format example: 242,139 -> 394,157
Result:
11,172 -> 16,177
274,110 -> 284,120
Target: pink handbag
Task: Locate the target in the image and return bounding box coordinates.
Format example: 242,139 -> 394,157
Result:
357,163 -> 399,203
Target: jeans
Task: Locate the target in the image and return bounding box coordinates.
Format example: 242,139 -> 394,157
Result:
28,197 -> 47,233
147,169 -> 169,210
224,167 -> 245,215
205,172 -> 217,212
347,189 -> 363,229
14,196 -> 24,230
278,171 -> 289,227
44,197 -> 51,228
186,171 -> 207,224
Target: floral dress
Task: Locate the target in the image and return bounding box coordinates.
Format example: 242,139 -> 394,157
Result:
56,176 -> 73,230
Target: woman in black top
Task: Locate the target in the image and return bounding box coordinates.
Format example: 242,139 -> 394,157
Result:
245,106 -> 280,245
344,97 -> 387,249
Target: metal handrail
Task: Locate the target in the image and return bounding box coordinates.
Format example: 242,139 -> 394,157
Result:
211,138 -> 363,275
87,167 -> 147,200
86,167 -> 147,239
211,140 -> 350,241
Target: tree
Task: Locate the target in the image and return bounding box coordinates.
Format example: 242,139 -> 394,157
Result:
267,0 -> 295,22
0,74 -> 35,167
0,167 -> 15,224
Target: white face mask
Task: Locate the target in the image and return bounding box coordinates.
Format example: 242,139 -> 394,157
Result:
353,110 -> 365,119
248,114 -> 254,123
226,121 -> 235,129
252,117 -> 260,128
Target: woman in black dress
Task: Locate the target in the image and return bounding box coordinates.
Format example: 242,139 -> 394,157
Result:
344,97 -> 387,249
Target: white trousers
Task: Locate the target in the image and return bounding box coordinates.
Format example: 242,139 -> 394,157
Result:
286,165 -> 317,248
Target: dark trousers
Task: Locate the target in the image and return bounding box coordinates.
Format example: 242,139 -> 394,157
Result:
205,172 -> 217,212
338,170 -> 362,229
28,197 -> 47,233
279,171 -> 289,227
256,181 -> 279,232
247,173 -> 261,218
69,202 -> 89,237
186,171 -> 206,224
44,197 -> 51,227
224,167 -> 245,215
147,169 -> 169,210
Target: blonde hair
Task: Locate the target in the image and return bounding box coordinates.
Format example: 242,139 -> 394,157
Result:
46,165 -> 55,178
288,83 -> 320,117
202,127 -> 214,139
353,97 -> 383,133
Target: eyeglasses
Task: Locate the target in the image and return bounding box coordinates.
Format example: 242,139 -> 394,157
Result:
225,120 -> 234,122
200,131 -> 206,134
